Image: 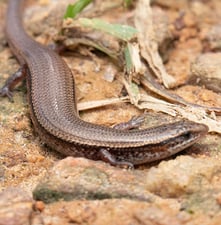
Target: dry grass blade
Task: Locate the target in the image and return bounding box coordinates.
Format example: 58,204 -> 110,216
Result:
140,73 -> 221,115
138,94 -> 221,133
134,0 -> 176,88
78,97 -> 130,111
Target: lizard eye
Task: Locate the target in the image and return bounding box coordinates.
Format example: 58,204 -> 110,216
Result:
183,132 -> 192,140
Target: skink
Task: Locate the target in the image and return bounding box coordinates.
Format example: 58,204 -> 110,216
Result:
1,0 -> 208,167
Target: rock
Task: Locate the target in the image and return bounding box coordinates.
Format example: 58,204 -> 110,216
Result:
190,52 -> 221,93
33,157 -> 156,203
144,156 -> 221,197
205,24 -> 221,51
34,155 -> 221,206
0,188 -> 33,225
35,199 -> 183,225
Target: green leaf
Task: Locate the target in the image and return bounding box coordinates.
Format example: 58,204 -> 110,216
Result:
124,44 -> 133,73
124,0 -> 132,7
79,18 -> 138,41
64,0 -> 92,19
